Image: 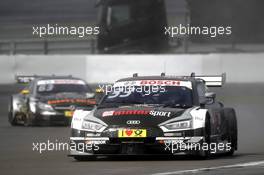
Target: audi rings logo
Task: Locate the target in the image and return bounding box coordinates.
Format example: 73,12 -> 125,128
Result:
126,120 -> 140,125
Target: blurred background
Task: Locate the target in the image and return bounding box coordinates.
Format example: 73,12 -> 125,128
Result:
0,1 -> 264,175
1,0 -> 264,54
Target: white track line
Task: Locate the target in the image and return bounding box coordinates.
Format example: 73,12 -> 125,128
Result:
151,160 -> 264,175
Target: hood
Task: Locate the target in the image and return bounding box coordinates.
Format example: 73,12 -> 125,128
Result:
92,106 -> 189,127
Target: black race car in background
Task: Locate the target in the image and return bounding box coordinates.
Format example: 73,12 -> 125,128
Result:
70,73 -> 237,160
8,75 -> 96,126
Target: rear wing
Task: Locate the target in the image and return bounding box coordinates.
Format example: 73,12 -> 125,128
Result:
15,75 -> 37,84
194,73 -> 226,87
157,72 -> 226,87
130,72 -> 226,87
15,74 -> 73,84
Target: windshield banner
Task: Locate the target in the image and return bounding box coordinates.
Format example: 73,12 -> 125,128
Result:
37,79 -> 86,85
114,80 -> 192,89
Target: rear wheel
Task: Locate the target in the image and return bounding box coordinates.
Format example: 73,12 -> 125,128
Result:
224,108 -> 237,156
200,116 -> 211,158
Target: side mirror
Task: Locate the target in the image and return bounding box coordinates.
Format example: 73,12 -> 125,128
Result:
20,89 -> 30,95
205,92 -> 216,105
200,92 -> 216,106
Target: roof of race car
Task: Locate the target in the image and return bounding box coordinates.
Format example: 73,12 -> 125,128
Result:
34,76 -> 83,81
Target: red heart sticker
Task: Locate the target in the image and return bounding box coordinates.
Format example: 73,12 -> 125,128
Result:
125,130 -> 133,136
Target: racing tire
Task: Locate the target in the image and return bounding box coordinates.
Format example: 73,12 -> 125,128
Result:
224,108 -> 237,156
195,116 -> 211,159
23,113 -> 35,127
9,114 -> 18,126
8,98 -> 18,126
66,118 -> 72,126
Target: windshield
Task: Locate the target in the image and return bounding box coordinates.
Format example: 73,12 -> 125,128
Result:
36,80 -> 91,95
108,4 -> 131,27
100,85 -> 193,108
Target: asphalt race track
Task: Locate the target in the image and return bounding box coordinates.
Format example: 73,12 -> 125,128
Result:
0,83 -> 264,175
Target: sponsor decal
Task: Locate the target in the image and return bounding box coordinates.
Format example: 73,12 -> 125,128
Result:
113,80 -> 192,89
102,110 -> 172,117
37,79 -> 86,85
102,110 -> 150,117
64,111 -> 74,117
126,120 -> 141,125
140,80 -> 180,86
149,110 -> 171,117
123,81 -> 137,86
73,117 -> 82,122
47,99 -> 96,105
194,116 -> 203,121
102,111 -> 114,117
118,129 -> 147,138
114,110 -> 149,116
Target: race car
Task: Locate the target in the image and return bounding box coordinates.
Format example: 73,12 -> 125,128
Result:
69,73 -> 237,160
8,75 -> 96,126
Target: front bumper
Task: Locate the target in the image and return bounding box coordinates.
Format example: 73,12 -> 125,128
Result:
69,136 -> 205,156
33,111 -> 72,125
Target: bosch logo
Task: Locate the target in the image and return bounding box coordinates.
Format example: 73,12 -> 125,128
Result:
127,120 -> 140,125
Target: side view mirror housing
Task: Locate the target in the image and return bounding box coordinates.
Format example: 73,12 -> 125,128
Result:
200,92 -> 216,106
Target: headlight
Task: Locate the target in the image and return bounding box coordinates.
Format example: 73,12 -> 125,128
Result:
82,120 -> 104,132
38,102 -> 54,111
29,102 -> 37,113
164,120 -> 192,130
29,98 -> 38,113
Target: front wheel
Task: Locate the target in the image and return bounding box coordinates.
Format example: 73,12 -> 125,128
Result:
8,99 -> 18,126
23,112 -> 35,126
195,116 -> 211,159
224,108 -> 237,156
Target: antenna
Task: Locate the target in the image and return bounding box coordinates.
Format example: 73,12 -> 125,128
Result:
133,73 -> 138,77
190,72 -> 195,77
163,60 -> 167,74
